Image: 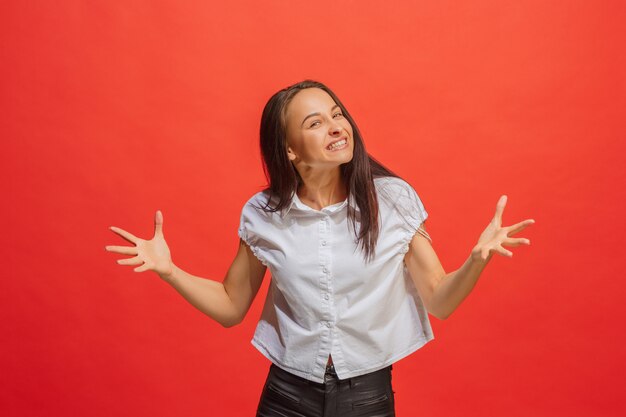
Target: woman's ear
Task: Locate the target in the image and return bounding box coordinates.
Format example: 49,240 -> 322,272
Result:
286,145 -> 297,161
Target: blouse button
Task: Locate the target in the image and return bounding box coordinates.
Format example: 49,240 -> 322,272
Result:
324,294 -> 330,300
323,267 -> 328,273
321,240 -> 327,246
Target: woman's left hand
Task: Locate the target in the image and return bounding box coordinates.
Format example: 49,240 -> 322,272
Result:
472,195 -> 535,262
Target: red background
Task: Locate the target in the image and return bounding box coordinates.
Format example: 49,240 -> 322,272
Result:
2,1 -> 624,416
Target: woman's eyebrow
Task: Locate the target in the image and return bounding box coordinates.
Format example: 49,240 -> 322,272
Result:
301,104 -> 340,126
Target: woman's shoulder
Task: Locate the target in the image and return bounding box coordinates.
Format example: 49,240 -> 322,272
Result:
374,175 -> 416,199
374,175 -> 411,187
241,189 -> 287,223
374,175 -> 427,218
243,188 -> 272,206
241,189 -> 274,213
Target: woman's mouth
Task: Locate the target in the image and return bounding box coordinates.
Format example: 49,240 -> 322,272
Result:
326,138 -> 348,151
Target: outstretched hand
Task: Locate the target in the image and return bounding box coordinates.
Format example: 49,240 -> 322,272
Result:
472,195 -> 535,262
105,210 -> 174,279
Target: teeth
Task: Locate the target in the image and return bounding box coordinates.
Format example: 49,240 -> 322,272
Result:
327,139 -> 347,150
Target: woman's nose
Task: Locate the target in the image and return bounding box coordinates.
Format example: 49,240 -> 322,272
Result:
329,123 -> 342,135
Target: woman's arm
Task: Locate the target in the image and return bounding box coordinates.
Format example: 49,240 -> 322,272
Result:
404,231 -> 487,320
403,195 -> 534,320
161,240 -> 267,328
106,210 -> 267,328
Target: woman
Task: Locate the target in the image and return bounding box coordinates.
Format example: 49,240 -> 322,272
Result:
105,80 -> 534,416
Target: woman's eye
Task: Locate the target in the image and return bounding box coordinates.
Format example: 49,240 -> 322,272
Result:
310,113 -> 342,128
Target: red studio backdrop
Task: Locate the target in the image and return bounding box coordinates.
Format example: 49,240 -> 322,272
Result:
1,1 -> 624,416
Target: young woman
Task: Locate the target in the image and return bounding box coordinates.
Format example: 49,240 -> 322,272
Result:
106,80 -> 534,416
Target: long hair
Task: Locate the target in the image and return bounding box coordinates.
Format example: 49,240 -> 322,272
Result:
259,79 -> 400,262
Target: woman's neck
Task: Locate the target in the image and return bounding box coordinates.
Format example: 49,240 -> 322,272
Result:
297,168 -> 347,210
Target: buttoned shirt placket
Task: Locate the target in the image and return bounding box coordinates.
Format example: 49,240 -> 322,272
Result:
316,210 -> 335,381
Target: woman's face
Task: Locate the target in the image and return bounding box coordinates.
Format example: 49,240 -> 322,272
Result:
284,88 -> 354,171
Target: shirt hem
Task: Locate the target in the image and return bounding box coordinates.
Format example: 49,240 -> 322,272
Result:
336,333 -> 435,380
251,332 -> 435,384
251,337 -> 323,383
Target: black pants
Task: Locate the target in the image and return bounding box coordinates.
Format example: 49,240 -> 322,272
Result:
256,362 -> 396,416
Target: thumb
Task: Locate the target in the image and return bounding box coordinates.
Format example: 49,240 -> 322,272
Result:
154,209 -> 164,237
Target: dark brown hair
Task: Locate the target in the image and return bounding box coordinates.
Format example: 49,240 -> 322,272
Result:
258,79 -> 400,262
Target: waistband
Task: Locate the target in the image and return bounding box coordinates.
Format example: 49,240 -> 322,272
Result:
269,362 -> 391,386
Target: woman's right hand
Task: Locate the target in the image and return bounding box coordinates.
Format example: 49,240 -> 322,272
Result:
105,210 -> 174,280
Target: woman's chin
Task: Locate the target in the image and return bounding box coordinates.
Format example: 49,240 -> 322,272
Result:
326,148 -> 353,161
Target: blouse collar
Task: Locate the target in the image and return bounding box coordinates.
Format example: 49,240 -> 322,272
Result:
279,192 -> 358,219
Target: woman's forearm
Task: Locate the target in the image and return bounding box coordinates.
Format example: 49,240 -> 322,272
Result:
430,248 -> 491,319
160,264 -> 240,328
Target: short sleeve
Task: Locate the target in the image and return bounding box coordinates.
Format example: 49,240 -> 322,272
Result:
237,194 -> 271,267
379,177 -> 432,254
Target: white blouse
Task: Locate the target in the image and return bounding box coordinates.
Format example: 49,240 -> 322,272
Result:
238,175 -> 434,383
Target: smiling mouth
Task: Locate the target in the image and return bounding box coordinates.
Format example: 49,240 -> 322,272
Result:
326,138 -> 348,150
